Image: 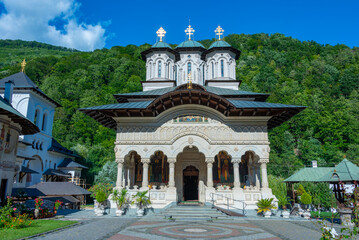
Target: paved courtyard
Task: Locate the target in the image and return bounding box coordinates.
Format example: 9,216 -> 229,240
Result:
30,209 -> 341,240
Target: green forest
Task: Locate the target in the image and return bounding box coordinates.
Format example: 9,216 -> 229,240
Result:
1,34 -> 358,184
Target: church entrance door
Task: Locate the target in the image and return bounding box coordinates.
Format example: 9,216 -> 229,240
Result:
183,166 -> 199,201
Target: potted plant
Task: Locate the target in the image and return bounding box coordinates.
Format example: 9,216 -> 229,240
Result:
34,198 -> 43,219
95,191 -> 107,216
112,188 -> 132,216
278,195 -> 290,218
53,200 -> 62,215
300,192 -> 312,219
134,191 -> 151,217
256,198 -> 277,218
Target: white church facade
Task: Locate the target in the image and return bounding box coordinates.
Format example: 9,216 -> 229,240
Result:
81,26 -> 305,209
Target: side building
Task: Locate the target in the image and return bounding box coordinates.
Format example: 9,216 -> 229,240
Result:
0,68 -> 87,189
0,80 -> 39,203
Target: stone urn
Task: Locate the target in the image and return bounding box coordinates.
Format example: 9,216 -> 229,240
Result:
303,210 -> 311,219
34,208 -> 40,219
95,207 -> 105,216
298,208 -> 304,216
116,208 -> 125,216
282,210 -> 290,219
264,210 -> 271,218
137,208 -> 145,217
338,208 -> 354,227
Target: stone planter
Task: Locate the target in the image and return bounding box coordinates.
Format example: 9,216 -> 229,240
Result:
282,210 -> 290,218
338,208 -> 354,227
303,211 -> 311,219
264,210 -> 271,218
95,208 -> 105,216
137,208 -> 145,217
116,209 -> 125,216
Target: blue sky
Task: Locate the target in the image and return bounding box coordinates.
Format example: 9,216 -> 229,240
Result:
0,0 -> 358,51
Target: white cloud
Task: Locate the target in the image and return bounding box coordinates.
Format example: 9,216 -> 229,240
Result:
0,0 -> 107,51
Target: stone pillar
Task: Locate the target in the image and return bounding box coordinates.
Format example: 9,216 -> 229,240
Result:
260,158 -> 269,188
141,158 -> 150,188
232,159 -> 241,188
205,157 -> 214,188
116,159 -> 124,189
168,158 -> 176,188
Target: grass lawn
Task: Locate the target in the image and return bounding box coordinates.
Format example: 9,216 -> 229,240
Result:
0,219 -> 78,240
311,211 -> 339,218
81,204 -> 94,209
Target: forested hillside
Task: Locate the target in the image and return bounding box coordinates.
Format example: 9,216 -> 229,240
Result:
1,34 -> 358,182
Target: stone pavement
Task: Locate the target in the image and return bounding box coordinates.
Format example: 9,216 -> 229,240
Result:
31,209 -> 349,240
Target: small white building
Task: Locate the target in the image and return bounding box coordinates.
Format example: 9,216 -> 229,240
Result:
0,69 -> 86,190
0,80 -> 39,203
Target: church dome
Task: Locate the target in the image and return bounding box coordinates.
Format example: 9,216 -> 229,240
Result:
176,40 -> 205,49
208,40 -> 231,49
152,41 -> 172,49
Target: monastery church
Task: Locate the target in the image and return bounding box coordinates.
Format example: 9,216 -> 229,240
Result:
82,25 -> 305,209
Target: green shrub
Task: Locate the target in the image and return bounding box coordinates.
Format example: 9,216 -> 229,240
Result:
96,191 -> 107,204
301,192 -> 312,205
256,198 -> 277,213
297,184 -> 306,196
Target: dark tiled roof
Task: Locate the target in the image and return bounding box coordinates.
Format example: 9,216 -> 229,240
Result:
43,168 -> 71,177
0,72 -> 61,107
228,100 -> 305,109
0,96 -> 39,135
48,138 -> 78,157
20,166 -> 39,174
58,158 -> 87,169
15,182 -> 90,196
82,101 -> 152,110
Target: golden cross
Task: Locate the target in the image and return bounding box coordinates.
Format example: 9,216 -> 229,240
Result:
215,25 -> 224,40
21,59 -> 26,72
185,25 -> 195,40
187,72 -> 192,89
156,27 -> 166,42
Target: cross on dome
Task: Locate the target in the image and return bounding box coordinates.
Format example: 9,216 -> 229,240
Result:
215,26 -> 224,40
187,72 -> 193,89
185,25 -> 195,40
21,59 -> 26,72
156,27 -> 166,42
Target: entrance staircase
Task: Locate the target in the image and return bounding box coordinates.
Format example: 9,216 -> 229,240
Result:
158,204 -> 229,221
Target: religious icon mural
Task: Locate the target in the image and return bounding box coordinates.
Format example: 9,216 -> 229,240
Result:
133,153 -> 143,185
173,115 -> 209,123
239,155 -> 249,187
213,151 -> 234,184
149,151 -> 169,183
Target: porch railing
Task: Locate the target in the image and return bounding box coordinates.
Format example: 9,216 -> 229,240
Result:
210,192 -> 247,215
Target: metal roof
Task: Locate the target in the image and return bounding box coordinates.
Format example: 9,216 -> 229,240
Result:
0,72 -> 61,107
152,41 -> 172,48
284,167 -> 334,182
229,100 -> 305,109
82,101 -> 152,110
58,158 -> 88,169
209,40 -> 231,49
48,138 -> 78,157
20,166 -> 39,174
26,182 -> 90,196
43,168 -> 71,177
176,40 -> 205,49
0,96 -> 39,135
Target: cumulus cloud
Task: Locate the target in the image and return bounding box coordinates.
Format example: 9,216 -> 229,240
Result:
0,0 -> 107,51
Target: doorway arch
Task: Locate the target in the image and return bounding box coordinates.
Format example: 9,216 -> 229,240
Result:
183,166 -> 199,201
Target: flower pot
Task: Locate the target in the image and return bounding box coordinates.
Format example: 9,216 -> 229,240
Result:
137,208 -> 145,217
54,209 -> 57,215
116,209 -> 125,216
282,210 -> 290,219
303,211 -> 311,219
264,210 -> 271,218
34,208 -> 40,219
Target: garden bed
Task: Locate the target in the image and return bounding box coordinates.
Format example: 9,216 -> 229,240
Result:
0,219 -> 78,240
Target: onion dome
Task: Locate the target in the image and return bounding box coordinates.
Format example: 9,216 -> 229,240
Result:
176,40 -> 205,49
152,41 -> 172,49
208,40 -> 231,49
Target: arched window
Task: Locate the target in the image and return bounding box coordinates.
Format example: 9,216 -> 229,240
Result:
41,113 -> 47,131
211,62 -> 214,78
221,60 -> 224,77
158,61 -> 162,78
187,62 -> 192,75
34,109 -> 40,126
174,65 -> 177,82
54,163 -> 56,169
202,65 -> 205,83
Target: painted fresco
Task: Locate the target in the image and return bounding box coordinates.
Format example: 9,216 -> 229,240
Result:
149,151 -> 169,183
173,115 -> 209,123
213,151 -> 234,184
134,153 -> 143,183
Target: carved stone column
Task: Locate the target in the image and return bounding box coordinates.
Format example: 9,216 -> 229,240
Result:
205,157 -> 214,188
115,159 -> 124,189
232,158 -> 241,188
260,158 -> 269,188
141,158 -> 150,187
168,158 -> 176,188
